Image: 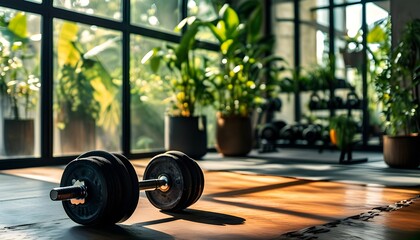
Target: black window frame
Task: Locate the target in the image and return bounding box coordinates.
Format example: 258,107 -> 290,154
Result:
0,0 -> 219,169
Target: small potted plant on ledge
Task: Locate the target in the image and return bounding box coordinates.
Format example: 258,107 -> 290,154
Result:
141,20 -> 213,159
0,12 -> 40,156
374,19 -> 420,169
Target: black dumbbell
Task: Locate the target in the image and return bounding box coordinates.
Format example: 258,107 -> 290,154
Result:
302,124 -> 323,145
346,91 -> 361,109
259,121 -> 287,142
50,150 -> 204,226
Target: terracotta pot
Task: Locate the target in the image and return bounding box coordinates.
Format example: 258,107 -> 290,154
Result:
383,135 -> 420,169
165,115 -> 207,159
4,119 -> 35,156
216,114 -> 253,156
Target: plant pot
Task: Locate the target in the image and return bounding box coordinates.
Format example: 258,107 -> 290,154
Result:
383,135 -> 420,169
4,119 -> 34,156
341,49 -> 364,68
59,112 -> 96,154
165,115 -> 207,159
216,114 -> 253,156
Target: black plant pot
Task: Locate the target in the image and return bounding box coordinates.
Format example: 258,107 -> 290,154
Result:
216,114 -> 253,157
4,119 -> 35,156
165,115 -> 207,159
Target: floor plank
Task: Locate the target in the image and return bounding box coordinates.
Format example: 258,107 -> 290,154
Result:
0,152 -> 419,239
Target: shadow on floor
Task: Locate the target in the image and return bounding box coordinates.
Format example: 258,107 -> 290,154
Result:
161,209 -> 246,226
136,209 -> 245,227
65,224 -> 174,240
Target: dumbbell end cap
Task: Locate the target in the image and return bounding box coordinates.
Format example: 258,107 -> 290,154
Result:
50,189 -> 59,201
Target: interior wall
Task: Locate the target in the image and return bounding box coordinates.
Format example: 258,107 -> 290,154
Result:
391,0 -> 420,46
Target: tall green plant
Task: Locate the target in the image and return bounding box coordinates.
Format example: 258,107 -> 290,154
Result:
200,1 -> 286,117
374,19 -> 420,136
141,19 -> 213,117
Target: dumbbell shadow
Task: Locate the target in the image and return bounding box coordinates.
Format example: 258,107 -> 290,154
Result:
50,150 -> 205,226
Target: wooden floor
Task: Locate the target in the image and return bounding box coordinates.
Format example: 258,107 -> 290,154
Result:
1,154 -> 420,239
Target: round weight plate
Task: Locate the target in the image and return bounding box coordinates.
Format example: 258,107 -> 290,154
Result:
113,153 -> 139,221
143,153 -> 192,211
77,151 -> 138,223
89,156 -> 122,225
61,157 -> 115,225
166,151 -> 204,208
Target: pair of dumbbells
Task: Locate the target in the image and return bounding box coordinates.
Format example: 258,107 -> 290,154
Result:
50,150 -> 204,225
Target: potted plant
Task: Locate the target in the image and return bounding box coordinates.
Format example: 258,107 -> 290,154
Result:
0,12 -> 40,156
329,114 -> 361,163
200,1 -> 286,156
55,22 -> 121,154
374,19 -> 420,169
141,19 -> 213,159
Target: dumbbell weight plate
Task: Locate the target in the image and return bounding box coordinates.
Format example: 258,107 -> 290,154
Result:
77,151 -> 139,223
113,153 -> 140,221
166,151 -> 204,209
143,153 -> 192,211
61,157 -> 118,225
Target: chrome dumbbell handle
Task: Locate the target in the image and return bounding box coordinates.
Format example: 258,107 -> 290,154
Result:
50,175 -> 169,201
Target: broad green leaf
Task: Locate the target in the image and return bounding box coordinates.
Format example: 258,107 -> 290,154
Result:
8,12 -> 27,38
57,22 -> 80,67
150,55 -> 161,73
220,5 -> 239,34
205,22 -> 225,42
175,21 -> 200,66
367,25 -> 386,43
220,39 -> 233,55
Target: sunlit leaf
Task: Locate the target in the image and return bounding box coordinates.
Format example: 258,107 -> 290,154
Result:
8,12 -> 28,39
57,22 -> 80,67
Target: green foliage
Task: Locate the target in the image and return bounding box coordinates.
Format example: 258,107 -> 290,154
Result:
374,19 -> 420,136
0,12 -> 40,120
56,22 -> 121,133
201,1 -> 287,117
141,19 -> 214,117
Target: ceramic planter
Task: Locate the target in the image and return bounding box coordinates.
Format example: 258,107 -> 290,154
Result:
383,135 -> 420,169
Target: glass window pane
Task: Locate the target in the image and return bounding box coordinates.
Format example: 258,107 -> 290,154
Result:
0,9 -> 41,158
53,20 -> 122,156
130,35 -> 220,152
53,0 -> 122,21
131,0 -> 180,33
130,35 -> 168,152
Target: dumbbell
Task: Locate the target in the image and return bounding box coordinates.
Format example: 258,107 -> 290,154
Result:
50,150 -> 204,226
302,124 -> 323,145
259,121 -> 287,142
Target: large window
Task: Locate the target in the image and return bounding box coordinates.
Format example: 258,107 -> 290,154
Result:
53,20 -> 122,156
272,0 -> 390,149
0,0 -> 219,166
0,8 -> 41,159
